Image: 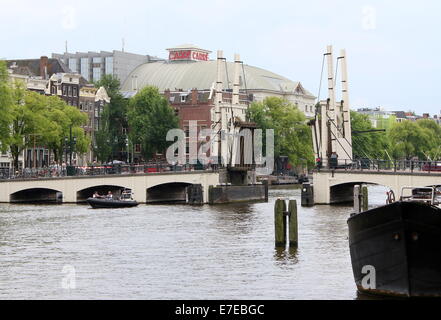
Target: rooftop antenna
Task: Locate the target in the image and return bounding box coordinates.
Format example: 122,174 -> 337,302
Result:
65,40 -> 68,53
122,38 -> 125,52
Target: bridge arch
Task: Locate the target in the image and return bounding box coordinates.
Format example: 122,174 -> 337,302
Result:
329,181 -> 394,204
10,188 -> 63,204
146,182 -> 195,204
76,185 -> 131,202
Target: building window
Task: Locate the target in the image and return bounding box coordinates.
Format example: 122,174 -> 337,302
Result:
105,57 -> 113,75
68,59 -> 77,73
63,86 -> 67,96
73,87 -> 77,97
93,57 -> 102,64
68,86 -> 72,97
135,144 -> 141,153
80,58 -> 89,81
93,67 -> 101,82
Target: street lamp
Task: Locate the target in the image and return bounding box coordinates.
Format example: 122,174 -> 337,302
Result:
64,137 -> 69,165
70,136 -> 77,166
126,136 -> 130,164
28,133 -> 42,169
64,125 -> 77,166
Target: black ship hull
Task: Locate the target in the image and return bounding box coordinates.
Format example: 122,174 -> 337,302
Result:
348,201 -> 441,297
87,197 -> 139,208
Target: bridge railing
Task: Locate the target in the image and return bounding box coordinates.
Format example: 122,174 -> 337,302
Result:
317,159 -> 441,174
0,162 -> 220,180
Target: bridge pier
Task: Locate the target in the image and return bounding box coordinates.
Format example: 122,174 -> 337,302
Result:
312,171 -> 331,204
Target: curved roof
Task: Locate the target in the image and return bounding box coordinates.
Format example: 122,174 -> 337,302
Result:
121,60 -> 314,97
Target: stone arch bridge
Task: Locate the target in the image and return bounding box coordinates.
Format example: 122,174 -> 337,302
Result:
313,170 -> 441,204
0,171 -> 220,204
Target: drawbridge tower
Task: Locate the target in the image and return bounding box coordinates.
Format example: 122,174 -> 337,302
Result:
311,46 -> 353,168
211,51 -> 257,185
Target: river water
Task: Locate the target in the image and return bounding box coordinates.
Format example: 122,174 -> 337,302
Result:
0,185 -> 389,300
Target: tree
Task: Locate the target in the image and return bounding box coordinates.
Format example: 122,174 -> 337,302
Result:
415,119 -> 441,160
94,127 -> 112,163
388,120 -> 432,160
43,95 -> 89,163
0,61 -> 12,150
350,111 -> 389,159
247,97 -> 314,167
7,85 -> 49,171
5,82 -> 89,170
127,86 -> 179,160
94,75 -> 128,161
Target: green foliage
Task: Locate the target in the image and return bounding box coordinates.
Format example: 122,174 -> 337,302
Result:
127,86 -> 179,160
352,111 -> 441,161
95,74 -> 120,96
43,95 -> 89,162
94,75 -> 128,161
94,127 -> 112,163
7,85 -> 48,170
247,97 -> 314,167
4,81 -> 89,170
0,61 -> 13,150
415,119 -> 441,160
350,111 -> 389,159
388,120 -> 439,160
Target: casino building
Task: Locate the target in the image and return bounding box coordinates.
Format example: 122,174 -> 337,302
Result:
120,44 -> 316,118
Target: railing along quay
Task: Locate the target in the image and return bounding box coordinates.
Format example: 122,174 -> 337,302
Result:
0,162 -> 220,180
316,159 -> 441,174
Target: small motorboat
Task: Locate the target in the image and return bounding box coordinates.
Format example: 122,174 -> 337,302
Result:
87,189 -> 138,208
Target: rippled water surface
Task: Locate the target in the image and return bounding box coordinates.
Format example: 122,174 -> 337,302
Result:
0,186 -> 389,299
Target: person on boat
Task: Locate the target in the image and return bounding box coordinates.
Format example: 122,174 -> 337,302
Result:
93,191 -> 103,199
106,191 -> 113,200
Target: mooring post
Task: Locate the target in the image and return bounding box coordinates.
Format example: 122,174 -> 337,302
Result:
301,183 -> 314,207
354,184 -> 368,213
208,185 -> 214,205
288,200 -> 298,247
354,185 -> 361,213
274,199 -> 287,247
263,180 -> 269,202
361,185 -> 368,211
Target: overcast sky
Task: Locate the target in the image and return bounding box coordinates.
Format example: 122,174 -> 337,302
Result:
1,0 -> 440,114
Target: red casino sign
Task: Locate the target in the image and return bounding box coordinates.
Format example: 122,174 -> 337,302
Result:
168,48 -> 210,61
